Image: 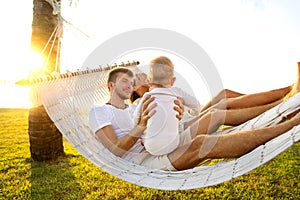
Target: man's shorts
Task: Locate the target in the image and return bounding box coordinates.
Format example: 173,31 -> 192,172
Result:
130,127 -> 192,171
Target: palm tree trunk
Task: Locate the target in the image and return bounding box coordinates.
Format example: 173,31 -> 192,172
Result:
29,0 -> 64,161
31,0 -> 61,72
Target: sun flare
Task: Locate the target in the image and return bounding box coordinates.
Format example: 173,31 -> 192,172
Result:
18,49 -> 48,81
0,49 -> 46,109
26,50 -> 45,76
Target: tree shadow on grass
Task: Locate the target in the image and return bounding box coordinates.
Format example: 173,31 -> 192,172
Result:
29,154 -> 82,200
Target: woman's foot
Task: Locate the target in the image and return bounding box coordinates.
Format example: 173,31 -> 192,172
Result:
284,62 -> 300,100
294,62 -> 300,93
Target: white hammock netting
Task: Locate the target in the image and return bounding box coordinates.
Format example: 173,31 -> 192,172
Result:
29,64 -> 300,190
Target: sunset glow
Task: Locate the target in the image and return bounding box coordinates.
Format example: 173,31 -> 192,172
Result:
1,1 -> 300,108
25,50 -> 47,79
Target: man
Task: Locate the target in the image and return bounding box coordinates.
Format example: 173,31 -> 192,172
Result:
89,61 -> 300,171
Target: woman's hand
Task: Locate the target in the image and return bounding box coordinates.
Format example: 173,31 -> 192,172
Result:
174,97 -> 184,120
137,95 -> 157,128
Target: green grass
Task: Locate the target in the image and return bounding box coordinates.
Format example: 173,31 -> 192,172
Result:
0,108 -> 299,199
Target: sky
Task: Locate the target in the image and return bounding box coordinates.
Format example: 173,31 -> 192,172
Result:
0,0 -> 300,108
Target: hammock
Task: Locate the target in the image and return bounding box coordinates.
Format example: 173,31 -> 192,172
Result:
29,63 -> 300,190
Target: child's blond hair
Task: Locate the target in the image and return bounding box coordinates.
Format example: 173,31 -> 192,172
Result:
149,56 -> 174,87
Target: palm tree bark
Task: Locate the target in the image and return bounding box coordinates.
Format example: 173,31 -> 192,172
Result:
29,0 -> 64,161
31,0 -> 61,72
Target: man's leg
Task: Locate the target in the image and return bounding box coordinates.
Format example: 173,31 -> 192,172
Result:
169,112 -> 300,170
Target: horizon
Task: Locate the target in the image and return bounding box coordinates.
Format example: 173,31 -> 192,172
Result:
1,0 -> 300,108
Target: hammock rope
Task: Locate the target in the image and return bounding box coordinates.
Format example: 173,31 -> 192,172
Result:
30,65 -> 300,190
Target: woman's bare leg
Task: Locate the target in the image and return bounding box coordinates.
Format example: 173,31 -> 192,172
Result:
223,86 -> 291,109
201,85 -> 292,113
200,89 -> 244,112
201,62 -> 300,113
203,86 -> 291,111
188,99 -> 283,138
191,85 -> 289,125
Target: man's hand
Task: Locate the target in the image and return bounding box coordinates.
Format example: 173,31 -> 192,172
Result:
138,95 -> 157,127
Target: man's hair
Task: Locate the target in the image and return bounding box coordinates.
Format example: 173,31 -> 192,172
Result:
149,56 -> 174,86
108,67 -> 134,83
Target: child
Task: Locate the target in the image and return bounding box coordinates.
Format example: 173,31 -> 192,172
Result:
133,56 -> 201,156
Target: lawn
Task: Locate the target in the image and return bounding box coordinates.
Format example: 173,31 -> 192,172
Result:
0,108 -> 299,199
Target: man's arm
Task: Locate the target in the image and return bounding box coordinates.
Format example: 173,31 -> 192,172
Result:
95,124 -> 146,157
96,95 -> 156,157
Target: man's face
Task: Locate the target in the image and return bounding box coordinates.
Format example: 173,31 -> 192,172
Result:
111,73 -> 134,100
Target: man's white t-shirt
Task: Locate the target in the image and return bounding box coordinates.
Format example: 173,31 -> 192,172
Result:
133,87 -> 201,156
88,104 -> 144,160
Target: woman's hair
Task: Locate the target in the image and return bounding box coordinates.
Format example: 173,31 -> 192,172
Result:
129,91 -> 140,103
